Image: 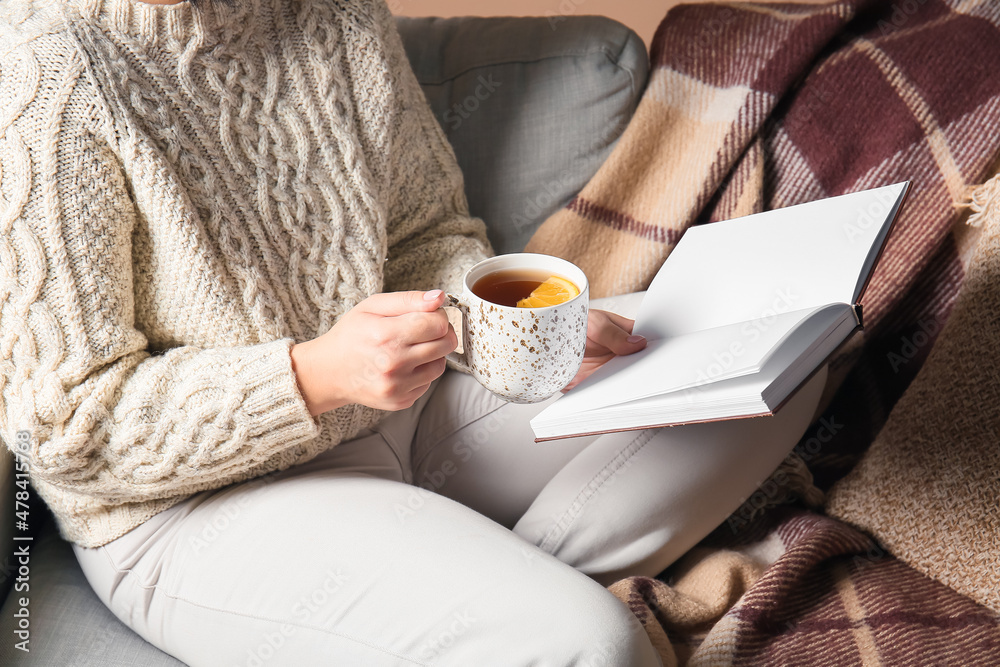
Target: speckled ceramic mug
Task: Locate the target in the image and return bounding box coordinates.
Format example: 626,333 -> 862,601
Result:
447,253 -> 589,403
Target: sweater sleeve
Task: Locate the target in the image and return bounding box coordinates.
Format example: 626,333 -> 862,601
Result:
376,4 -> 494,296
0,53 -> 319,502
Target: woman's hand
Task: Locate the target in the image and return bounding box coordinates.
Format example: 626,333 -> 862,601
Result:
563,309 -> 647,392
290,290 -> 457,416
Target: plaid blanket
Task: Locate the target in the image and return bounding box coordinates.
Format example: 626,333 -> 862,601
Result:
525,0 -> 1000,663
611,509 -> 1000,666
525,0 -> 999,332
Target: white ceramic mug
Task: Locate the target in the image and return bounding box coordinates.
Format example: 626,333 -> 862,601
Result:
447,253 -> 590,403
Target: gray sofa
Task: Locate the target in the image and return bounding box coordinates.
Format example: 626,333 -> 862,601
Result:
0,15 -> 648,665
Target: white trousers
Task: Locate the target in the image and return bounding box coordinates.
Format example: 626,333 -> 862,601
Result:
73,295 -> 827,667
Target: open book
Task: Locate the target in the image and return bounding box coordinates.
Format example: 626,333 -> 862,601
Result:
530,182 -> 911,441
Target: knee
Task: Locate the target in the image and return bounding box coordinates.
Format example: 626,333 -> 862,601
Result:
513,505 -> 653,586
526,589 -> 662,667
477,561 -> 661,667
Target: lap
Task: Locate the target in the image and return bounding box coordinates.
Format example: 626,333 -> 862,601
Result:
74,463 -> 658,666
410,370 -> 596,529
415,364 -> 827,586
514,365 -> 827,584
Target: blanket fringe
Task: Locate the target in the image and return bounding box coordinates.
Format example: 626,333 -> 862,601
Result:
964,173 -> 1000,229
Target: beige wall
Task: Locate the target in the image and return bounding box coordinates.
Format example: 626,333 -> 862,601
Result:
391,0 -> 831,49
391,0 -> 669,47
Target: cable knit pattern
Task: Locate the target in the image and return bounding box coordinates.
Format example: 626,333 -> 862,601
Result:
0,0 -> 491,547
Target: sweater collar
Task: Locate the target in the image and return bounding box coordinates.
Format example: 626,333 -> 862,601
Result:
67,0 -> 257,47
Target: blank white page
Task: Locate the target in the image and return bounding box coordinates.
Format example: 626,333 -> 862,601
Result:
635,182 -> 908,338
535,305 -> 829,421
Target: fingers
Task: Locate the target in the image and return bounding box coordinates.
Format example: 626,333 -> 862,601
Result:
391,381 -> 436,411
389,359 -> 447,409
367,321 -> 452,401
406,323 -> 459,363
370,356 -> 446,411
393,309 -> 453,345
361,290 -> 446,316
600,310 -> 637,334
360,308 -> 452,353
586,309 -> 646,357
361,291 -> 452,346
411,356 -> 449,388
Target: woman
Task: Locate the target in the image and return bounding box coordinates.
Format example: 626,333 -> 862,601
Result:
0,0 -> 823,663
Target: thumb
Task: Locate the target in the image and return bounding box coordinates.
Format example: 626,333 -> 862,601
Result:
362,290 -> 445,316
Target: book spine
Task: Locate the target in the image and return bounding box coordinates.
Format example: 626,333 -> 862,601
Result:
853,303 -> 864,328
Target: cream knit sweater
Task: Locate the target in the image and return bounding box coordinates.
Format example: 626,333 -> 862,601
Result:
0,0 -> 491,547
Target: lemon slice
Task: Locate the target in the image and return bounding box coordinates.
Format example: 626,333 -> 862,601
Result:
516,276 -> 580,308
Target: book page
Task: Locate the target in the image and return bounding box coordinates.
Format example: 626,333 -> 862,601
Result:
531,303 -> 855,439
636,183 -> 909,338
593,302 -> 854,416
538,305 -> 832,420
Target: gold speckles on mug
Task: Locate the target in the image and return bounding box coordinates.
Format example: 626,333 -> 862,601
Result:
459,296 -> 588,403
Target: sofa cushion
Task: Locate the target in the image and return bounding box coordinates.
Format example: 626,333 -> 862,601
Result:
395,15 -> 648,255
0,448 -> 13,603
0,520 -> 184,666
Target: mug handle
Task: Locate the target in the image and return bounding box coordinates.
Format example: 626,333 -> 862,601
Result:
444,293 -> 471,373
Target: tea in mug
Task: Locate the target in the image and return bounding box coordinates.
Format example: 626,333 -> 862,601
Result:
472,269 -> 580,308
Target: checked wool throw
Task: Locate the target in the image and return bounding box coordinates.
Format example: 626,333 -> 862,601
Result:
528,0 -> 1000,664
